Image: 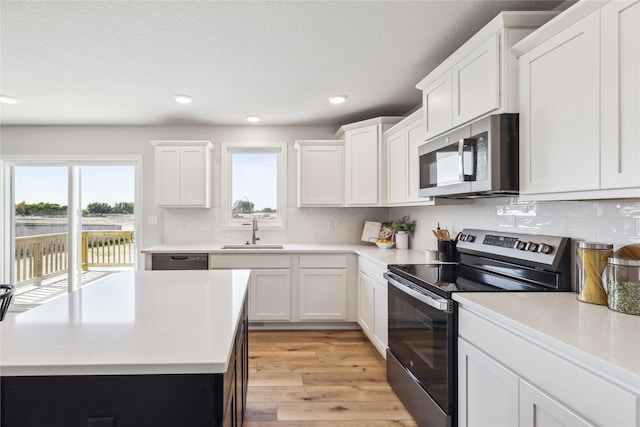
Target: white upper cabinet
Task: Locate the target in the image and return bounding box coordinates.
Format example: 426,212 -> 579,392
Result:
151,140 -> 213,208
422,71 -> 453,138
385,109 -> 432,206
416,12 -> 558,140
452,34 -> 500,126
518,11 -> 600,195
294,140 -> 344,207
600,0 -> 640,191
514,0 -> 640,200
335,117 -> 402,207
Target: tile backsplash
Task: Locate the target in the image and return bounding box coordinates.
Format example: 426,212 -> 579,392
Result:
164,197 -> 640,252
393,198 -> 640,253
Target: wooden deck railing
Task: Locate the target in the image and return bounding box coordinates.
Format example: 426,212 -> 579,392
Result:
14,230 -> 135,285
82,231 -> 135,270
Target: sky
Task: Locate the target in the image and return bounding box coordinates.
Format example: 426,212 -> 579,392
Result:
14,165 -> 135,209
232,152 -> 277,211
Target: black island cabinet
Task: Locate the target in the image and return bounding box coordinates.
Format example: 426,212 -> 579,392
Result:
1,300 -> 248,427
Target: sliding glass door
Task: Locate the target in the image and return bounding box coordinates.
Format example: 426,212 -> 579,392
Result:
8,160 -> 139,311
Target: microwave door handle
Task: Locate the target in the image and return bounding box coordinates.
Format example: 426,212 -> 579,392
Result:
458,138 -> 466,182
458,138 -> 477,182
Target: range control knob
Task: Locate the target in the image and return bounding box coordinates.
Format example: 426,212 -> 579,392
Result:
526,242 -> 539,252
458,233 -> 467,242
464,234 -> 475,242
515,240 -> 527,250
538,244 -> 553,254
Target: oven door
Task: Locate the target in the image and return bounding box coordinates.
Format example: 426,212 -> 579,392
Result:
385,272 -> 455,416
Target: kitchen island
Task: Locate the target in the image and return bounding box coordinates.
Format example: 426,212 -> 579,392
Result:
1,269 -> 250,427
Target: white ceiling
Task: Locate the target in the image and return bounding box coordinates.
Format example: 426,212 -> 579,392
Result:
0,0 -> 565,127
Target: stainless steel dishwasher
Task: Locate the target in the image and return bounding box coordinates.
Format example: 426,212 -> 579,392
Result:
151,253 -> 209,270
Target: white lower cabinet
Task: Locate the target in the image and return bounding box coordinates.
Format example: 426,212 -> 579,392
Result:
250,269 -> 291,321
519,379 -> 594,427
357,257 -> 387,357
210,254 -> 292,322
298,255 -> 350,321
210,253 -> 356,324
458,339 -> 519,427
457,305 -> 638,427
299,269 -> 347,320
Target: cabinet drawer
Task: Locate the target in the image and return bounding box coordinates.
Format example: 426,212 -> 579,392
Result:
358,257 -> 386,284
299,255 -> 347,269
209,255 -> 291,269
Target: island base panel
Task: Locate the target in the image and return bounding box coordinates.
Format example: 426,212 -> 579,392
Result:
1,373 -> 224,427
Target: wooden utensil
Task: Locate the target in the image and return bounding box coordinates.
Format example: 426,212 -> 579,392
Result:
613,244 -> 640,260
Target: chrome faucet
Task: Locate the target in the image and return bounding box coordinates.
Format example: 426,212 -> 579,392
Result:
250,216 -> 260,245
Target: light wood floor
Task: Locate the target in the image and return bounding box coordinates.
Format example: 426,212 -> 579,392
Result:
246,330 -> 417,427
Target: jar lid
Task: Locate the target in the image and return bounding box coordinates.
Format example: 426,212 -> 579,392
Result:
577,242 -> 614,250
608,257 -> 640,267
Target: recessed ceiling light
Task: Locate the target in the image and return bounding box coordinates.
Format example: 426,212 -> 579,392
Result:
174,94 -> 192,104
0,95 -> 18,104
329,95 -> 347,104
246,115 -> 261,123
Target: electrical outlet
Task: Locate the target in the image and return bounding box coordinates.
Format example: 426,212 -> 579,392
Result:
147,215 -> 158,225
327,220 -> 335,231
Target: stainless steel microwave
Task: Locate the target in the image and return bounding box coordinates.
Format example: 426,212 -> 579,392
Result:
418,114 -> 519,198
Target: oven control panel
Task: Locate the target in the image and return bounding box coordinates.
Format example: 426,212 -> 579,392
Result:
456,229 -> 569,266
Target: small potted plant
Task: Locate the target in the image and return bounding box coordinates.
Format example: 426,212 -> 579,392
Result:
391,215 -> 417,250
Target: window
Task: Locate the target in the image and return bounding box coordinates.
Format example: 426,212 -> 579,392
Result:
221,142 -> 287,229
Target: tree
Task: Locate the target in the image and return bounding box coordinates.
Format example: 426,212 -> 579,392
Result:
260,207 -> 275,213
232,198 -> 254,214
15,201 -> 29,216
86,202 -> 112,215
112,201 -> 134,214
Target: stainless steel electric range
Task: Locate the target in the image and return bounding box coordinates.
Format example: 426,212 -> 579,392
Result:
384,229 -> 572,427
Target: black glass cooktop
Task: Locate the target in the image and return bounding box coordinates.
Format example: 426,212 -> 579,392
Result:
388,263 -> 543,299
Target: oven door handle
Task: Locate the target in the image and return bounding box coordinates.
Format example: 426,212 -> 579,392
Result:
384,272 -> 450,312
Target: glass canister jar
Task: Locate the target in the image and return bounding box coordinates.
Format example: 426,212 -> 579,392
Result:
576,242 -> 613,305
602,257 -> 640,316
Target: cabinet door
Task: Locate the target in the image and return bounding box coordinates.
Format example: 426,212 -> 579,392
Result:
452,33 -> 500,126
386,130 -> 408,204
298,145 -> 344,206
423,71 -> 453,139
357,272 -> 375,336
601,0 -> 640,190
519,379 -> 595,427
372,280 -> 387,353
458,339 -> 519,427
406,117 -> 427,202
249,269 -> 291,321
519,11 -> 600,195
345,124 -> 380,205
180,146 -> 207,206
155,146 -> 182,206
299,269 -> 347,320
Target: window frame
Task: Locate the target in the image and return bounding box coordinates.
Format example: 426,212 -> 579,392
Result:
220,141 -> 287,230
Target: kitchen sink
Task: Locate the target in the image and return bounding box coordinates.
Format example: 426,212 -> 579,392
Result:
221,244 -> 284,250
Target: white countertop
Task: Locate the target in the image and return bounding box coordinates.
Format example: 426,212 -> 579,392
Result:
142,243 -> 438,267
453,292 -> 640,394
0,270 -> 250,376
